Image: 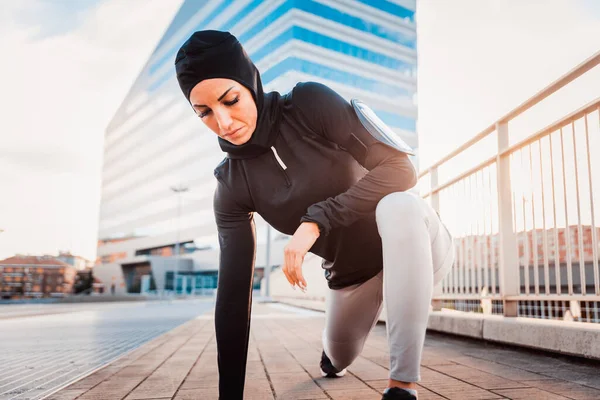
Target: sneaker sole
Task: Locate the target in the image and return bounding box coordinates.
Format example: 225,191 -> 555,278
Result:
320,368 -> 347,378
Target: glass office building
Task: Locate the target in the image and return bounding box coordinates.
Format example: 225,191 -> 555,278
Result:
95,0 -> 417,293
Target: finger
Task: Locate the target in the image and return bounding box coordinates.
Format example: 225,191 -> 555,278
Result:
299,270 -> 307,290
281,257 -> 290,281
294,255 -> 306,290
291,252 -> 301,289
287,250 -> 299,287
282,261 -> 294,287
284,249 -> 297,288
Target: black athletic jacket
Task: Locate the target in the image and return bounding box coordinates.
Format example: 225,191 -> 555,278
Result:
213,81 -> 416,398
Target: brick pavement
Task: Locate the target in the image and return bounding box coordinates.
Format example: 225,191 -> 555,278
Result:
48,302 -> 600,400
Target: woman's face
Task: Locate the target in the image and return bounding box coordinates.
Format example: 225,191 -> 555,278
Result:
189,78 -> 257,145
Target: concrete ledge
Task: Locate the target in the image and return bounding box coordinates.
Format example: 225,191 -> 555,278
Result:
481,315 -> 600,360
427,310 -> 485,339
276,297 -> 600,361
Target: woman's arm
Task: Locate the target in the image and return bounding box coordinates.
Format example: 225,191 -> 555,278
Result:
213,177 -> 256,399
292,81 -> 418,236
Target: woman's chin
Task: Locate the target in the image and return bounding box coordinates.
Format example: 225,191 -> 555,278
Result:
225,129 -> 252,145
227,137 -> 248,146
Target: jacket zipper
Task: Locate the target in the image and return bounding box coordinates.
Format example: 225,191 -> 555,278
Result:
270,146 -> 291,186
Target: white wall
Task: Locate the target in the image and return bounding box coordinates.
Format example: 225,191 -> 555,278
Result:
92,262 -> 126,295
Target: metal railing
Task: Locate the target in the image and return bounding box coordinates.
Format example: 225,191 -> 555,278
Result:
422,50 -> 600,323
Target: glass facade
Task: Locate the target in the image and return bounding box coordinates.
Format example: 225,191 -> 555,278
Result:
97,0 -> 417,269
165,271 -> 218,292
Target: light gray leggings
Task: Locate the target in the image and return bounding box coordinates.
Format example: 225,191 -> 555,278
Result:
322,191 -> 455,382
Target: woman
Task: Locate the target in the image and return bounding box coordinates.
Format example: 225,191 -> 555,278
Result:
175,30 -> 454,400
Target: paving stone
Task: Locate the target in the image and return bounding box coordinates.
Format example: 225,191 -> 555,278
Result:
449,355 -> 551,381
492,387 -> 571,399
174,388 -> 218,399
326,387 -> 382,399
45,388 -> 88,400
428,363 -> 528,390
524,379 -> 600,400
419,368 -> 506,399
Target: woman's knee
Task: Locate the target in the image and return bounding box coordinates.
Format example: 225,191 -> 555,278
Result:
376,191 -> 423,230
323,337 -> 363,370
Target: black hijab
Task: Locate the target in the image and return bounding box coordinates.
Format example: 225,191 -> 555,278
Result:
174,30 -> 281,159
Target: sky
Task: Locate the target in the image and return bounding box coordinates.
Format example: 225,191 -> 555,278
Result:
1,0 -> 600,262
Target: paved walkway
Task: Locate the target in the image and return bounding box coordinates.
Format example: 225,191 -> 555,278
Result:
0,299 -> 215,400
49,302 -> 600,400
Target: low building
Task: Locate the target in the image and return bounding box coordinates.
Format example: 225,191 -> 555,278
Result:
0,255 -> 77,299
56,251 -> 92,271
92,232 -> 290,295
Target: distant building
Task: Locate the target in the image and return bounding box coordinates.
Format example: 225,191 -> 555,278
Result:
56,251 -> 92,271
452,225 -> 600,294
0,255 -> 77,299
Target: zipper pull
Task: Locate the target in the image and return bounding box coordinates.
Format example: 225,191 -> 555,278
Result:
271,146 -> 288,170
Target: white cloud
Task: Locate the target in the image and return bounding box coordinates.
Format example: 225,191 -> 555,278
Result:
0,0 -> 182,261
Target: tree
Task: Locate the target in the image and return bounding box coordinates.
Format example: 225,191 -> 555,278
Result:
73,269 -> 94,294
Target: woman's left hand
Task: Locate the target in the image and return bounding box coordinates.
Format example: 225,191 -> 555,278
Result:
282,222 -> 320,291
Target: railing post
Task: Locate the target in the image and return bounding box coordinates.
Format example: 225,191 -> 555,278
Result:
496,121 -> 520,316
430,166 -> 444,311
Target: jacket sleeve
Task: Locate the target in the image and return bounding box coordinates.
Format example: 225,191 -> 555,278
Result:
213,176 -> 256,399
293,81 -> 417,235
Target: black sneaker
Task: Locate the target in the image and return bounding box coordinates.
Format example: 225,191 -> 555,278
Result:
319,350 -> 347,378
381,387 -> 417,400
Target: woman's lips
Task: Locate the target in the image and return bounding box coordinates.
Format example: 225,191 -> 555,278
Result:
223,127 -> 243,138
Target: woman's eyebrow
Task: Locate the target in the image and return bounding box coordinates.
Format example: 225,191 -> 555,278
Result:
192,86 -> 235,108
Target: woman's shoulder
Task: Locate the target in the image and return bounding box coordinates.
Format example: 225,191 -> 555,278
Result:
213,158 -> 254,212
214,157 -> 244,186
213,157 -> 239,192
289,81 -> 342,104
285,81 -> 348,126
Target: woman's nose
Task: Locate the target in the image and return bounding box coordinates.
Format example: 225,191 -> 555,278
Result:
215,109 -> 234,132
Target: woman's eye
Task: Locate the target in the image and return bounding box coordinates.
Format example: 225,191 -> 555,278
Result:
196,96 -> 238,118
224,97 -> 239,106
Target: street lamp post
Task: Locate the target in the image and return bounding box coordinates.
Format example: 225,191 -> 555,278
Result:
171,185 -> 189,295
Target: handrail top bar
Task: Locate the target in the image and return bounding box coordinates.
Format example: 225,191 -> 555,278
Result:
497,97 -> 600,158
422,97 -> 600,198
419,50 -> 600,178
